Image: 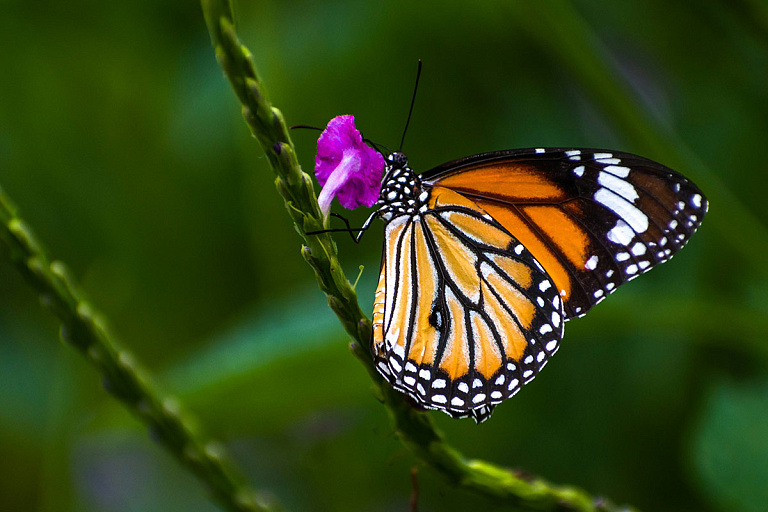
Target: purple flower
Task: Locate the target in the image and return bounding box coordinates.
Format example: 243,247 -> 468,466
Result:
314,115 -> 385,220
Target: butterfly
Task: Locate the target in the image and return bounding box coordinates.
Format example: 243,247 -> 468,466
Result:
368,147 -> 707,422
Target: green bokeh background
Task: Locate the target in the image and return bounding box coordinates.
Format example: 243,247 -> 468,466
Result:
2,1 -> 768,511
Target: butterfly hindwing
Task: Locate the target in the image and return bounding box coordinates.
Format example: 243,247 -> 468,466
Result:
372,186 -> 564,422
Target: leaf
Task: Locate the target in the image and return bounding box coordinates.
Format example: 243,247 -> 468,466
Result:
690,379 -> 768,512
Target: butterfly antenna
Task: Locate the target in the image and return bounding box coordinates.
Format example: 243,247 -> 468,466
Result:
365,139 -> 392,157
399,59 -> 422,152
290,124 -> 323,131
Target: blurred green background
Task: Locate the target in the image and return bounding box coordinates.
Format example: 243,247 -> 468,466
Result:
2,1 -> 768,511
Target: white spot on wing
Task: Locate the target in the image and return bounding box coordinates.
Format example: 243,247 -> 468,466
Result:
392,340 -> 405,359
566,150 -> 581,161
595,188 -> 649,233
598,171 -> 639,202
585,255 -> 598,270
607,220 -> 635,246
631,242 -> 647,256
603,165 -> 631,178
691,194 -> 702,208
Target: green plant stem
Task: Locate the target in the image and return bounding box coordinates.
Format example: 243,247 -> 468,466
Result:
0,189 -> 273,512
201,1 -> 637,511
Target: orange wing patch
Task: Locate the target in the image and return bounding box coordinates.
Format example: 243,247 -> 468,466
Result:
520,205 -> 590,271
439,209 -> 512,250
470,311 -> 501,380
407,221 -> 440,366
475,199 -> 574,301
481,262 -> 536,332
487,253 -> 533,290
426,215 -> 481,303
434,163 -> 567,202
480,279 -> 528,361
428,185 -> 482,210
438,287 -> 470,379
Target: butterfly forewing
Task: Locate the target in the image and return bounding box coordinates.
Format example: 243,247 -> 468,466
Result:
372,186 -> 564,422
421,148 -> 708,320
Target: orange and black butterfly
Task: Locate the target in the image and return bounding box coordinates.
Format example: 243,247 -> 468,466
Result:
369,148 -> 707,422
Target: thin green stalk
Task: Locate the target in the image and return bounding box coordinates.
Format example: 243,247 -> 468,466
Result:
201,1 -> 637,510
0,188 -> 273,512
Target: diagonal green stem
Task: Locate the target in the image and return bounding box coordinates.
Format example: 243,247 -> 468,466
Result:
201,1 -> 638,511
0,188 -> 273,512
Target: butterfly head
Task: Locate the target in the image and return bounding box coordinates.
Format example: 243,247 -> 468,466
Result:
375,152 -> 428,221
389,151 -> 409,170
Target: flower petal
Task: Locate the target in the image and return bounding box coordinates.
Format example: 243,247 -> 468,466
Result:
314,115 -> 385,218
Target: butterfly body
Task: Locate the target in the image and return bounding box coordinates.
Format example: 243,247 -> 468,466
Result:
370,148 -> 707,423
